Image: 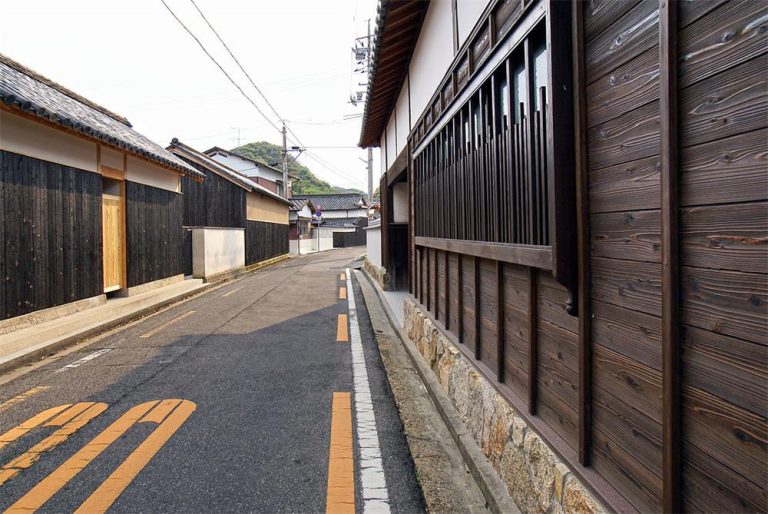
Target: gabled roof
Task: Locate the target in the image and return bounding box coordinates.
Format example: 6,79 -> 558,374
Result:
289,197 -> 315,213
359,0 -> 430,147
291,193 -> 368,211
0,53 -> 203,180
204,146 -> 288,176
168,139 -> 292,206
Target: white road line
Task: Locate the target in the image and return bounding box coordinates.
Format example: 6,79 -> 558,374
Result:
221,285 -> 245,297
55,349 -> 112,372
346,268 -> 390,513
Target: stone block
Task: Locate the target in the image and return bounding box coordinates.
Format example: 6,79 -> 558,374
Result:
562,475 -> 606,514
524,431 -> 557,511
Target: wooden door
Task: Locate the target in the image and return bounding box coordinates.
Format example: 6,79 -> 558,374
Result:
102,193 -> 122,292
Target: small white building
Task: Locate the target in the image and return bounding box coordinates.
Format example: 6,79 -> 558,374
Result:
204,146 -> 295,198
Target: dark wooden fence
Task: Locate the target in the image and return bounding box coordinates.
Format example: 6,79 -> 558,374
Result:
0,151 -> 102,321
245,221 -> 289,265
126,181 -> 185,287
407,0 -> 767,512
180,168 -> 246,228
332,229 -> 366,248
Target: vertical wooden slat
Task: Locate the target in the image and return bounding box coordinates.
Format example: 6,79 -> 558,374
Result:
572,0 -> 591,468
660,0 -> 681,512
474,256 -> 481,360
458,253 -> 464,344
496,260 -> 505,382
444,250 -> 450,330
527,267 -> 538,414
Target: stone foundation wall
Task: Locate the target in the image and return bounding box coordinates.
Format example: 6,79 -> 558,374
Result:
403,297 -> 605,514
364,257 -> 388,289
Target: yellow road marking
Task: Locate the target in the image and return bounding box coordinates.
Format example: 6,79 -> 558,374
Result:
336,314 -> 349,342
75,400 -> 196,514
339,287 -> 347,300
5,401 -> 159,513
0,386 -> 50,416
140,311 -> 195,339
0,404 -> 71,452
0,402 -> 107,485
339,272 -> 346,281
221,285 -> 245,298
326,392 -> 354,514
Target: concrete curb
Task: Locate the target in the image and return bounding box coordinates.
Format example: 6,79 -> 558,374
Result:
0,255 -> 292,376
358,269 -> 521,514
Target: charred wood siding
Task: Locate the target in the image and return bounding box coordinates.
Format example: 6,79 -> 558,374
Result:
245,221 -> 288,265
125,181 -> 184,287
583,0 -> 767,512
332,230 -> 366,248
407,0 -> 766,511
180,168 -> 246,228
0,151 -> 102,321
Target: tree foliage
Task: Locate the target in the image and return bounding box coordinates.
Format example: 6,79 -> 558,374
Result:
231,141 -> 361,195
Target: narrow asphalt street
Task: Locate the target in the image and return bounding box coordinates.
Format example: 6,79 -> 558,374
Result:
0,247 -> 424,513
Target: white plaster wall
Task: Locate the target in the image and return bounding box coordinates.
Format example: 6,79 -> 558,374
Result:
457,0 -> 492,48
210,153 -> 251,173
319,209 -> 368,220
366,225 -> 382,267
192,227 -> 245,278
386,115 -> 397,171
392,183 -> 409,223
395,77 -> 411,153
0,110 -> 97,172
408,0 -> 455,124
380,135 -> 387,174
127,156 -> 180,193
101,146 -> 124,171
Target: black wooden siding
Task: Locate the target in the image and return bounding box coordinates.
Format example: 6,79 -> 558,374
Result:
125,181 -> 184,287
180,166 -> 246,228
0,151 -> 102,321
245,221 -> 289,265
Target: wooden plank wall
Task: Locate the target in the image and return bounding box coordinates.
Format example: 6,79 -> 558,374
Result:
0,150 -> 102,321
180,167 -> 246,228
583,0 -> 767,511
245,221 -> 289,266
125,181 -> 184,287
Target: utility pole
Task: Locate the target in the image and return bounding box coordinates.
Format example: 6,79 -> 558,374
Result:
281,124 -> 288,198
366,18 -> 374,202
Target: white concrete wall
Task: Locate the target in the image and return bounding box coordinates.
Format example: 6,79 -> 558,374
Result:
366,224 -> 382,267
290,228 -> 335,254
192,227 -> 245,279
408,0 -> 455,126
457,0 -> 491,48
392,183 -> 409,223
127,156 -> 180,193
0,110 -> 97,172
101,146 -> 124,171
395,78 -> 411,154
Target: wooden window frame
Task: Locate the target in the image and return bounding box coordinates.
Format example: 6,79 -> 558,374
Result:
411,0 -> 576,312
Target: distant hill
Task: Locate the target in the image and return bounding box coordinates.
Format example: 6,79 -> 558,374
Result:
231,141 -> 361,195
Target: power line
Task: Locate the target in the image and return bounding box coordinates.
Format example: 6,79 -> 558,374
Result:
188,0 -> 285,124
159,0 -> 281,134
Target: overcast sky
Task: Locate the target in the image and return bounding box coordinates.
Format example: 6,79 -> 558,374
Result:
1,0 -> 381,191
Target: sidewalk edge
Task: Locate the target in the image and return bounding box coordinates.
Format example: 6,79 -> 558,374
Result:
358,268 -> 521,514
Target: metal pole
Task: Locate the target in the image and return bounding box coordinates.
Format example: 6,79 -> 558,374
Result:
281,124 -> 288,198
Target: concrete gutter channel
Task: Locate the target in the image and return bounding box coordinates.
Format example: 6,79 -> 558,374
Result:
0,254 -> 293,375
357,266 -> 521,514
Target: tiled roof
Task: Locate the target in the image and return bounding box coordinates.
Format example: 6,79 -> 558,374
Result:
290,193 -> 367,211
168,139 -> 292,205
0,53 -> 203,179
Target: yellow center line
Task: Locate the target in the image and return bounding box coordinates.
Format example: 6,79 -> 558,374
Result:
0,404 -> 71,451
221,285 -> 245,298
339,287 -> 347,300
140,311 -> 195,339
75,400 -> 196,514
339,272 -> 346,281
336,314 -> 349,343
0,386 -> 50,416
5,401 -> 159,514
1,402 -> 108,484
326,392 -> 354,514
